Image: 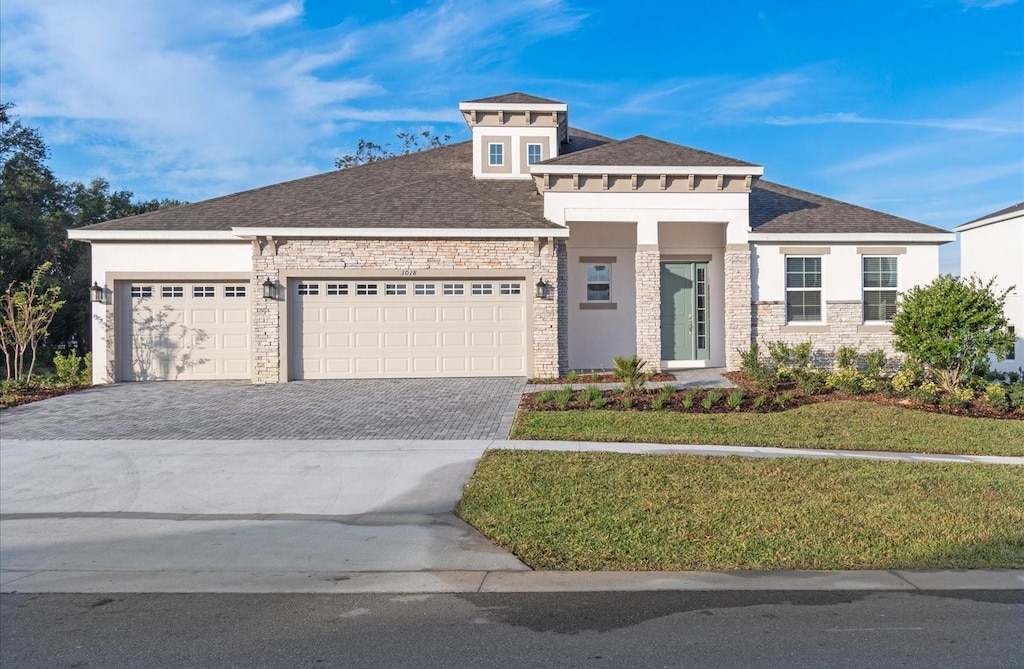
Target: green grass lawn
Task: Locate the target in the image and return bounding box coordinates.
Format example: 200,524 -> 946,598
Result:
458,450 -> 1024,571
510,401 -> 1024,456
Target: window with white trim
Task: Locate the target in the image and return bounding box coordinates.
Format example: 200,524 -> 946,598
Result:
488,143 -> 504,166
500,282 -> 521,295
297,283 -> 319,296
193,286 -> 215,298
1008,326 -> 1016,361
862,257 -> 898,322
131,286 -> 153,298
443,283 -> 464,295
526,143 -> 542,165
785,257 -> 822,322
224,286 -> 247,298
414,283 -> 435,295
472,283 -> 493,295
385,283 -> 407,296
327,283 -> 348,296
356,283 -> 378,296
161,286 -> 183,298
585,264 -> 611,302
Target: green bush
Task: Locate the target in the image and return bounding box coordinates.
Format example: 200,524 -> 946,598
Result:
767,341 -> 792,369
726,389 -> 745,410
738,344 -> 779,390
797,370 -> 827,396
651,386 -> 674,410
792,341 -> 814,374
621,397 -> 634,409
828,368 -> 866,394
864,350 -> 888,378
612,355 -> 648,395
912,381 -> 941,405
581,384 -> 602,405
536,390 -> 556,405
681,392 -> 695,410
554,387 -> 574,410
836,346 -> 859,371
1008,384 -> 1024,411
751,394 -> 766,410
702,389 -> 722,411
940,387 -> 975,409
984,383 -> 1010,413
52,349 -> 84,386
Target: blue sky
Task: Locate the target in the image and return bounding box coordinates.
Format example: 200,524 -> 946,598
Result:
2,0 -> 1022,272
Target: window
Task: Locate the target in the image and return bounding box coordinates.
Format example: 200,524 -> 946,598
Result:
193,286 -> 215,298
472,283 -> 493,295
1009,326 -> 1017,361
785,257 -> 822,322
224,286 -> 246,298
863,257 -> 898,322
414,283 -> 435,296
356,283 -> 378,296
586,264 -> 611,302
161,286 -> 183,298
327,283 -> 348,296
385,283 -> 407,296
297,283 -> 319,296
131,286 -> 153,298
500,282 -> 521,295
488,142 -> 504,166
443,283 -> 464,296
526,143 -> 542,165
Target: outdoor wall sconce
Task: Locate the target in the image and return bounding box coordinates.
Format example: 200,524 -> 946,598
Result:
535,278 -> 550,299
262,278 -> 279,300
90,282 -> 105,304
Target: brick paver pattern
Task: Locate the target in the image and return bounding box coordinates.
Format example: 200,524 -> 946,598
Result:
0,378 -> 526,441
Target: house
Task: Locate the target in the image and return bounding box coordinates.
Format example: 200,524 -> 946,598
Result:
68,92 -> 955,384
954,202 -> 1024,373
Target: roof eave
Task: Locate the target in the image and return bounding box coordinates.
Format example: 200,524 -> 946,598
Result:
231,226 -> 569,239
458,101 -> 567,112
531,164 -> 764,176
952,210 -> 1024,233
748,232 -> 956,244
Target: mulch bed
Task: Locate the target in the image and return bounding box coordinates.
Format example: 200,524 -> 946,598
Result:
521,372 -> 1023,419
0,385 -> 90,409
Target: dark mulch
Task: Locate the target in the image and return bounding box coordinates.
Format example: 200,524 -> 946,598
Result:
0,385 -> 90,409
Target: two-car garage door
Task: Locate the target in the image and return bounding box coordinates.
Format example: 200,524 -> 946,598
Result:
289,277 -> 527,379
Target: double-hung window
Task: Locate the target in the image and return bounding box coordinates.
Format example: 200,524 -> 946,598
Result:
488,143 -> 504,167
586,264 -> 611,302
862,257 -> 898,322
785,257 -> 822,322
526,143 -> 542,165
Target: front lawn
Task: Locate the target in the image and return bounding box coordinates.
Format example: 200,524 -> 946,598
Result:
457,450 -> 1024,570
511,401 -> 1024,456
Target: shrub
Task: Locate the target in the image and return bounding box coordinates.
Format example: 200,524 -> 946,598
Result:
940,387 -> 974,409
912,381 -> 940,404
554,388 -> 574,410
792,341 -> 814,375
536,390 -> 557,405
984,383 -> 1010,413
864,350 -> 888,378
891,274 -> 1015,395
836,346 -> 859,371
565,370 -> 579,384
891,363 -> 920,395
651,386 -> 674,410
751,394 -> 766,410
612,355 -> 648,395
701,389 -> 722,411
726,389 -> 745,410
592,396 -> 607,409
681,391 -> 695,410
581,384 -> 602,404
53,349 -> 85,386
767,341 -> 793,369
774,390 -> 796,407
621,397 -> 634,409
738,343 -> 779,390
797,370 -> 827,396
1008,384 -> 1024,411
79,352 -> 92,385
828,368 -> 865,395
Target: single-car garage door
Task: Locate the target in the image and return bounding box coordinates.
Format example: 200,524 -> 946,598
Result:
120,281 -> 251,381
289,278 -> 527,379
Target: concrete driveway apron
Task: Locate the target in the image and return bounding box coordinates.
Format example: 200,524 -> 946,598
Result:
1,379 -> 529,592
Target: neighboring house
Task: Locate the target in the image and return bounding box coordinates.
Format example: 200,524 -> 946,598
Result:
69,92 -> 955,384
954,202 -> 1024,374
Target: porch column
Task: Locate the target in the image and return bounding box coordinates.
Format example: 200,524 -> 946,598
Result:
635,219 -> 661,370
724,243 -> 752,370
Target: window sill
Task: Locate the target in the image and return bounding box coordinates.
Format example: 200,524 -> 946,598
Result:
858,323 -> 892,333
579,302 -> 617,310
780,324 -> 828,333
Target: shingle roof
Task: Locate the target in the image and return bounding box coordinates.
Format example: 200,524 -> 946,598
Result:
539,135 -> 758,168
964,201 -> 1024,225
464,92 -> 564,105
82,129 -> 611,232
750,180 -> 949,234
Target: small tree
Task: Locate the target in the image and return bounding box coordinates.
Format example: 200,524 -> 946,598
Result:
890,274 -> 1014,395
335,131 -> 451,169
0,262 -> 65,381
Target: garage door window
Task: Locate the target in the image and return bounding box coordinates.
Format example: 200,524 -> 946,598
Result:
327,283 -> 348,296
500,282 -> 521,295
443,283 -> 464,295
297,283 -> 319,296
193,286 -> 215,298
472,283 -> 493,295
224,286 -> 247,298
161,286 -> 183,298
385,283 -> 407,296
131,286 -> 153,298
415,283 -> 436,295
356,283 -> 378,296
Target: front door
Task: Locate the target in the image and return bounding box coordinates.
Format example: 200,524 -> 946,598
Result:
660,262 -> 710,361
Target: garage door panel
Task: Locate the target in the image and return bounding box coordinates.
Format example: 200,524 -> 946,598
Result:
290,277 -> 527,379
123,282 -> 251,381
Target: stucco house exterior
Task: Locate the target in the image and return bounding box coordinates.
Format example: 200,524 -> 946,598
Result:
954,202 -> 1024,373
69,92 -> 955,384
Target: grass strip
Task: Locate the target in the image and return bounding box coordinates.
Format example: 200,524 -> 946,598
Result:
510,401 -> 1024,456
458,450 -> 1024,571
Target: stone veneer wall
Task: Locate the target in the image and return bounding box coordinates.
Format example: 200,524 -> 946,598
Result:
634,247 -> 661,370
752,300 -> 898,366
724,244 -> 753,370
251,237 -> 565,383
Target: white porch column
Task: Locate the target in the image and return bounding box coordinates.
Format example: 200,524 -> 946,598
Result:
635,218 -> 661,370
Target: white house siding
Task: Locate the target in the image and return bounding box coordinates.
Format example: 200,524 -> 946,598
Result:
751,243 -> 941,362
959,216 -> 1024,372
89,242 -> 254,384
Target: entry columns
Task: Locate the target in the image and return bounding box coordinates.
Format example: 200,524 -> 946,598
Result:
635,219 -> 661,371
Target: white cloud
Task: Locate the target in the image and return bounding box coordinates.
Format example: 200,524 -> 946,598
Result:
959,0 -> 1018,9
765,111 -> 1023,134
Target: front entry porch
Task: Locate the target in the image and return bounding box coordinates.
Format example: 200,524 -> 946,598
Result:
660,261 -> 711,365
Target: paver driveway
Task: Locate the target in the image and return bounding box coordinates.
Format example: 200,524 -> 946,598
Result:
0,378 -> 526,440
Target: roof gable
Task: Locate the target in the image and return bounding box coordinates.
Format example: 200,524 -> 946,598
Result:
539,135 -> 758,168
464,92 -> 564,105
